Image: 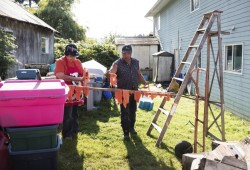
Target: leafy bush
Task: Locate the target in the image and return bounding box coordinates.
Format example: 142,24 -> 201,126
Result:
54,37 -> 72,59
0,29 -> 17,80
54,38 -> 119,69
78,41 -> 119,68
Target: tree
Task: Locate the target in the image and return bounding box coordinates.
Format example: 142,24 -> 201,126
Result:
0,29 -> 17,80
53,37 -> 119,69
103,32 -> 120,44
15,0 -> 40,7
35,0 -> 86,42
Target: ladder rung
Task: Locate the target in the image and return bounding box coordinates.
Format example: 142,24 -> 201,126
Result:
152,123 -> 162,133
204,10 -> 223,16
181,61 -> 191,65
189,45 -> 199,48
173,77 -> 184,82
197,28 -> 206,33
159,108 -> 169,116
204,11 -> 213,16
197,142 -> 204,147
197,119 -> 204,124
203,10 -> 223,19
210,31 -> 230,37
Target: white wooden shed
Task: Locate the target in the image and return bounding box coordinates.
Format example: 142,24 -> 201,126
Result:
152,51 -> 174,82
115,36 -> 159,81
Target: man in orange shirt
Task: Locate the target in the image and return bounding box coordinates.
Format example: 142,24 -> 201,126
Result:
54,44 -> 85,139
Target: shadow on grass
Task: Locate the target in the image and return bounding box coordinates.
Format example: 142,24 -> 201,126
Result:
123,135 -> 175,170
147,134 -> 180,165
78,98 -> 120,135
58,134 -> 84,170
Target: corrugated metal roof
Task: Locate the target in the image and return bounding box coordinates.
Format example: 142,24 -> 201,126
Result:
145,0 -> 171,17
0,0 -> 57,32
115,37 -> 159,45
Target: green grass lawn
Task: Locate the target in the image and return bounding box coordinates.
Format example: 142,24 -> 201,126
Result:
58,95 -> 250,170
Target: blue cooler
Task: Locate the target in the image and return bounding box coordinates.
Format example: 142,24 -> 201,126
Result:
139,97 -> 154,111
16,69 -> 40,80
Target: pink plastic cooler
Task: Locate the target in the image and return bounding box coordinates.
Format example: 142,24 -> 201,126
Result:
0,79 -> 68,127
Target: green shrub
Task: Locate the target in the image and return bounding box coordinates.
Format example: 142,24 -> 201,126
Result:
0,29 -> 17,80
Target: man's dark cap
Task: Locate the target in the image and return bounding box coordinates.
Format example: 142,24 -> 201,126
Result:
65,44 -> 79,57
122,45 -> 132,53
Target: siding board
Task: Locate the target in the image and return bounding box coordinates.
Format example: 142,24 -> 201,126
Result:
154,0 -> 250,120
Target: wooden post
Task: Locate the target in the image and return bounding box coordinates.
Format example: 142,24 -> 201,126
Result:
217,13 -> 225,141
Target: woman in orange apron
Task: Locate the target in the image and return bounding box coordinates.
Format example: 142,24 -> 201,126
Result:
54,44 -> 85,139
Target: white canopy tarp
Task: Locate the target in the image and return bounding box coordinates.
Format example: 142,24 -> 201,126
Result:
82,59 -> 107,78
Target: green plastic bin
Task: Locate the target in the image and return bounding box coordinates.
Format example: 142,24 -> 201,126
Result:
9,136 -> 61,170
6,125 -> 58,151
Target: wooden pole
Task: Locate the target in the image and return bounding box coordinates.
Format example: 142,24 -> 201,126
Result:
68,85 -> 176,97
217,13 -> 225,141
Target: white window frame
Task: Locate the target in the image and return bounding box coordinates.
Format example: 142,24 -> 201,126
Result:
224,43 -> 243,74
41,37 -> 49,54
190,0 -> 200,12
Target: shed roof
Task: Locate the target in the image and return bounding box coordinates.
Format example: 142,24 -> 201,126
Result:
145,0 -> 171,17
115,37 -> 159,45
153,51 -> 174,57
0,0 -> 57,32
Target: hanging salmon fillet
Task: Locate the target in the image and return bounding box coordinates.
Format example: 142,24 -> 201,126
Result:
122,90 -> 130,108
166,94 -> 171,101
67,85 -> 75,102
150,93 -> 157,100
134,91 -> 141,102
109,73 -> 117,87
75,86 -> 83,100
83,86 -> 90,98
115,89 -> 123,104
143,91 -> 149,97
84,68 -> 90,86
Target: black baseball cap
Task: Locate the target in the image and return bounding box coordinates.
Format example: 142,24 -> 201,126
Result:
65,44 -> 79,57
122,45 -> 132,53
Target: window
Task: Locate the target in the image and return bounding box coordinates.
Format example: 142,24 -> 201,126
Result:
41,37 -> 49,54
225,44 -> 243,73
191,0 -> 200,12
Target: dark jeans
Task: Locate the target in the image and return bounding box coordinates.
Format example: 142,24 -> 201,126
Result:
120,94 -> 137,135
72,105 -> 79,133
62,105 -> 78,138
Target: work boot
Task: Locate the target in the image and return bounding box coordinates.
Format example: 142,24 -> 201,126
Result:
130,128 -> 137,135
123,129 -> 130,140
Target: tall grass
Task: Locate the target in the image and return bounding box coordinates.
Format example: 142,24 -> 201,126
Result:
58,96 -> 250,170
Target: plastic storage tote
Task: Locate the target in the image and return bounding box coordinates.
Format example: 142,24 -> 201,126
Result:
6,125 -> 59,151
0,79 -> 68,127
9,136 -> 61,170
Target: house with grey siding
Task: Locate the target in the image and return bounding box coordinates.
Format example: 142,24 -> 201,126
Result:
146,0 -> 250,120
0,0 -> 57,78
